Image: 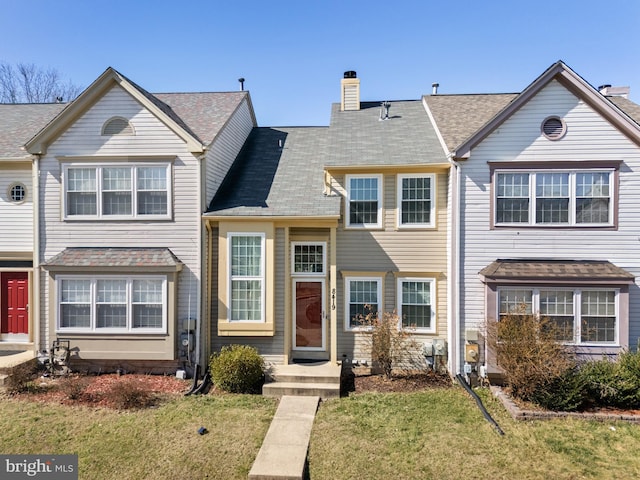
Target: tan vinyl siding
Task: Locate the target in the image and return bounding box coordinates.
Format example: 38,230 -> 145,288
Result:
460,80 -> 640,347
333,171 -> 449,363
38,85 -> 201,353
204,99 -> 254,205
0,165 -> 33,253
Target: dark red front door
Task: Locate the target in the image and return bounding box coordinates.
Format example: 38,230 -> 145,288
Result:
1,273 -> 29,335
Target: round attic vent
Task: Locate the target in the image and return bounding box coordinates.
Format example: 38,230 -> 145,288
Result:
541,116 -> 566,140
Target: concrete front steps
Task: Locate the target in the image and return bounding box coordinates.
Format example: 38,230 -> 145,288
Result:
262,362 -> 341,400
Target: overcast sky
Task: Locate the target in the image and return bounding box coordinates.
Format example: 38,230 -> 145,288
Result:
3,0 -> 639,126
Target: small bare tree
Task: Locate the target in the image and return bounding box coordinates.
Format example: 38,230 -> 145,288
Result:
0,62 -> 82,103
358,309 -> 417,379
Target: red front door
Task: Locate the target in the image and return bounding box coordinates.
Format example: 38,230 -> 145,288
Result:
1,273 -> 29,335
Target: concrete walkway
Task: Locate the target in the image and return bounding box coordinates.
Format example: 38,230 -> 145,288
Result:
248,395 -> 320,480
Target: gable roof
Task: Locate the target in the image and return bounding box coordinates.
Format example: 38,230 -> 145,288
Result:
0,103 -> 66,159
25,67 -> 253,155
424,61 -> 640,158
206,127 -> 340,218
325,100 -> 447,168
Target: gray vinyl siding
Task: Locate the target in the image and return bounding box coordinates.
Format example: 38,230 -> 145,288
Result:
333,171 -> 449,362
459,80 -> 640,349
0,166 -> 33,253
204,99 -> 254,206
38,85 -> 202,350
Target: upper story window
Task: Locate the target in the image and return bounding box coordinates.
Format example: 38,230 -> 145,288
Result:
228,233 -> 265,322
495,169 -> 612,226
397,174 -> 435,228
63,164 -> 171,220
8,183 -> 27,203
346,174 -> 382,228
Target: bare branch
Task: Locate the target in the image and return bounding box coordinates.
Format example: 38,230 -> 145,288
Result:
0,62 -> 82,103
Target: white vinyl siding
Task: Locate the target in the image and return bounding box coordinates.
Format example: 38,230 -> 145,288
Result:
57,275 -> 167,333
0,167 -> 33,252
459,80 -> 640,352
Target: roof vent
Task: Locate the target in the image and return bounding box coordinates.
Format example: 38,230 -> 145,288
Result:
432,83 -> 439,95
541,116 -> 566,140
102,117 -> 134,136
379,101 -> 390,121
341,71 -> 360,111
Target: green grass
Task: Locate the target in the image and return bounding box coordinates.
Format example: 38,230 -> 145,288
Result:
0,395 -> 276,480
310,387 -> 640,479
3,387 -> 640,479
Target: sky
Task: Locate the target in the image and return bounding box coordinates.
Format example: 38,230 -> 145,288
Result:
2,0 -> 640,126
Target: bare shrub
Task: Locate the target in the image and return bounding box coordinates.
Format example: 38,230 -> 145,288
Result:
57,376 -> 91,401
104,378 -> 155,409
5,361 -> 38,395
359,310 -> 417,379
485,307 -> 576,402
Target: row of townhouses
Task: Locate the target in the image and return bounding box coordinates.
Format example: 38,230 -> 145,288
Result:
1,61 -> 639,380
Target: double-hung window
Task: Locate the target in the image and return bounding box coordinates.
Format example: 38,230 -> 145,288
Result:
345,277 -> 381,330
498,287 -> 618,344
58,276 -> 166,333
64,164 -> 171,219
397,278 -> 435,332
346,175 -> 382,228
495,169 -> 612,226
397,174 -> 435,228
229,234 -> 265,322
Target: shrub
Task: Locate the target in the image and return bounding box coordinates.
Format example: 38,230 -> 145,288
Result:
210,345 -> 265,393
358,310 -> 417,379
57,375 -> 91,401
5,361 -> 38,395
529,367 -> 587,412
580,352 -> 640,408
104,378 -> 155,409
485,307 -> 577,403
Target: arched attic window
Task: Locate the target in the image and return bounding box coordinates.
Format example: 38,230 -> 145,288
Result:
102,117 -> 135,136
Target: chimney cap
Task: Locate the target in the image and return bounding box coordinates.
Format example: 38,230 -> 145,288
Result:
344,71 -> 357,79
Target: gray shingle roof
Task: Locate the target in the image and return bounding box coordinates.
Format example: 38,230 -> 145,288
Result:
43,247 -> 182,268
325,100 -> 446,166
423,94 -> 517,152
0,103 -> 66,158
206,127 -> 341,217
608,96 -> 640,126
479,259 -> 635,282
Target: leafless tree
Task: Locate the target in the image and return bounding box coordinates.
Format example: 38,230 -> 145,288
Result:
0,62 -> 82,103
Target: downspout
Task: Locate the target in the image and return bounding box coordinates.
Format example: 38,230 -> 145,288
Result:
195,148 -> 208,374
447,155 -> 462,376
32,155 -> 41,354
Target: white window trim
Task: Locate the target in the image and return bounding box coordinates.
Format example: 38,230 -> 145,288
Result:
227,232 -> 266,323
396,173 -> 436,229
494,169 -> 614,227
397,277 -> 436,333
62,163 -> 172,220
497,286 -> 620,346
345,174 -> 383,229
56,275 -> 168,334
291,242 -> 326,277
344,275 -> 382,331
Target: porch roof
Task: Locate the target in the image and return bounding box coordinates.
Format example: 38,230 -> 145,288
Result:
42,247 -> 182,270
479,259 -> 635,283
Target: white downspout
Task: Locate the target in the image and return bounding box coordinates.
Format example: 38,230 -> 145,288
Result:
32,155 -> 41,354
449,157 -> 462,375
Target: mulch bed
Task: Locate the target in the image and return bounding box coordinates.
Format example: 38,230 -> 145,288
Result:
349,371 -> 452,394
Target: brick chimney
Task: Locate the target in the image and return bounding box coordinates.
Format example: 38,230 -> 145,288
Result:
341,71 -> 360,111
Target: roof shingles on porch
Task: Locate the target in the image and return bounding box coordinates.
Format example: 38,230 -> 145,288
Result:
43,247 -> 182,268
479,259 -> 635,282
